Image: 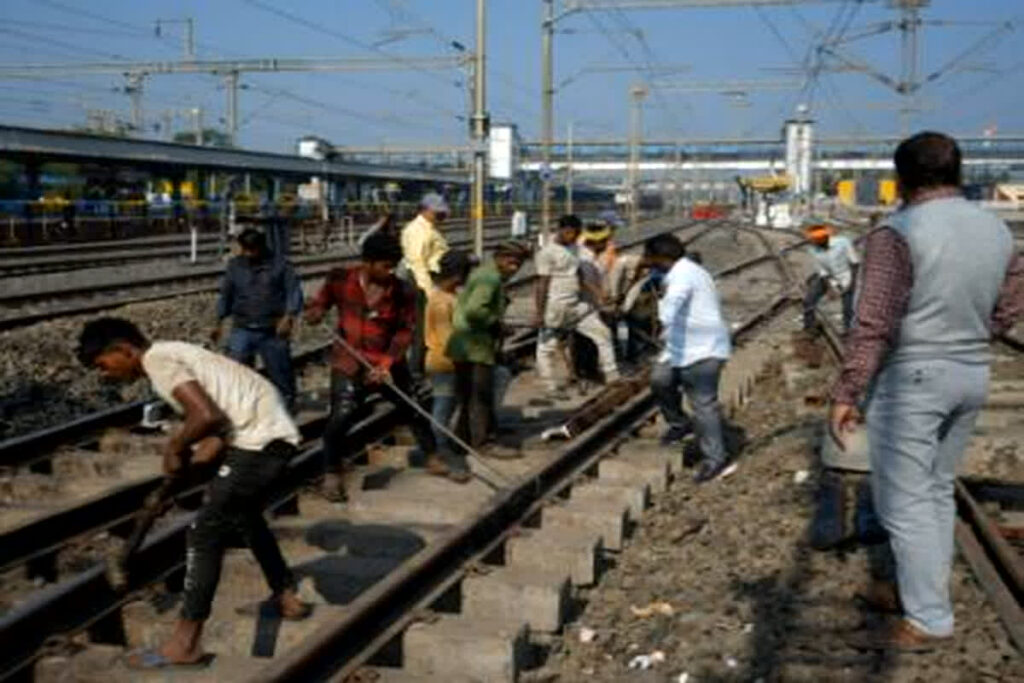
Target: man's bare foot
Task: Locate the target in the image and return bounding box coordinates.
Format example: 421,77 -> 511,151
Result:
276,589 -> 313,620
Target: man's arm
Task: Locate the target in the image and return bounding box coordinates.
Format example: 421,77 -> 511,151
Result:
657,269 -> 690,332
992,251 -> 1024,337
380,283 -> 417,374
163,381 -> 229,476
277,263 -> 304,337
212,263 -> 235,342
828,228 -> 913,446
534,276 -> 551,327
305,271 -> 337,325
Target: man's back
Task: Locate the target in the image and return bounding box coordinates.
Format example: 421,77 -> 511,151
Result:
536,241 -> 581,311
141,341 -> 300,451
888,196 -> 1013,363
659,258 -> 731,367
810,235 -> 858,290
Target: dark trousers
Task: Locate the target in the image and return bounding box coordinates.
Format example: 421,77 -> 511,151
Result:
651,358 -> 727,467
454,362 -> 496,449
408,288 -> 428,381
182,442 -> 296,621
323,363 -> 436,471
226,327 -> 296,408
803,274 -> 855,332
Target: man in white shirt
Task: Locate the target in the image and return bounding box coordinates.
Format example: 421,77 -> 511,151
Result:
643,234 -> 733,484
803,224 -> 860,332
533,215 -> 620,399
77,317 -> 309,670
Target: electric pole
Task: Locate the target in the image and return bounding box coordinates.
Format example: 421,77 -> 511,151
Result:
471,0 -> 489,257
225,71 -> 239,147
627,84 -> 648,231
566,121 -> 574,214
541,0 -> 555,237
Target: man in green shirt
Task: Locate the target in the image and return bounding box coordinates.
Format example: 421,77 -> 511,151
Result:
446,241 -> 532,452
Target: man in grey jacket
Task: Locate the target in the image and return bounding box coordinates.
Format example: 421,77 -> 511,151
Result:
212,228 -> 304,409
830,132 -> 1024,650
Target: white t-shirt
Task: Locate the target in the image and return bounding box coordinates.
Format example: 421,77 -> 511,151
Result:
535,241 -> 582,320
142,341 -> 300,452
658,258 -> 731,368
810,234 -> 860,291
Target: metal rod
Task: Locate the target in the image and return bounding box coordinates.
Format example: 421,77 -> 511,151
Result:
541,0 -> 554,237
471,0 -> 488,258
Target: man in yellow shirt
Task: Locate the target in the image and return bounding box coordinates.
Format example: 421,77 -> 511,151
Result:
401,192 -> 450,379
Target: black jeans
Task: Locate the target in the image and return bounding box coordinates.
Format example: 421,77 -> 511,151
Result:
323,362 -> 436,472
182,441 -> 296,621
454,362 -> 496,448
803,274 -> 856,332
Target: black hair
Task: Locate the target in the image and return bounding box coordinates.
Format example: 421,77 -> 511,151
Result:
237,228 -> 266,254
558,214 -> 582,230
644,234 -> 686,262
77,317 -> 148,367
437,249 -> 472,281
361,230 -> 403,262
894,131 -> 962,192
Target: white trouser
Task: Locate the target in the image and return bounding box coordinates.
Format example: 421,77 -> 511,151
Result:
536,302 -> 620,391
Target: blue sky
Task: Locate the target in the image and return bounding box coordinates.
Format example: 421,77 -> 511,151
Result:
0,0 -> 1021,152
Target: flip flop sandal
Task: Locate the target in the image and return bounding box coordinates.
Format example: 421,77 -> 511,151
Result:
235,599 -> 315,621
446,469 -> 472,484
123,649 -> 214,671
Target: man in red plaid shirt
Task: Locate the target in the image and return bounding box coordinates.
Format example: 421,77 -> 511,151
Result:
306,232 -> 436,501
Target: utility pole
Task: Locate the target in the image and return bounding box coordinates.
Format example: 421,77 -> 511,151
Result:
471,0 -> 489,257
125,73 -> 145,134
192,107 -> 204,146
566,120 -> 574,214
627,84 -> 648,231
225,70 -> 239,147
541,0 -> 555,238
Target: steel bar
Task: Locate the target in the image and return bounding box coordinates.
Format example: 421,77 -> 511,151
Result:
955,480 -> 1024,601
955,519 -> 1024,652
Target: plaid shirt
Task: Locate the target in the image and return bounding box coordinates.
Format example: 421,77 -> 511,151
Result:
307,266 -> 416,377
831,227 -> 1024,405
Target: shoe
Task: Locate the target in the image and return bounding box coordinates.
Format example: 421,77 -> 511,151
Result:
659,426 -> 691,446
321,472 -> 348,504
846,618 -> 951,652
484,443 -> 523,460
856,580 -> 901,613
425,454 -> 452,478
693,460 -> 737,484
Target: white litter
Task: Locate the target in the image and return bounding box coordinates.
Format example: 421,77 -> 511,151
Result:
793,469 -> 810,485
627,651 -> 666,670
578,627 -> 597,643
743,623 -> 754,634
724,656 -> 738,669
676,674 -> 691,683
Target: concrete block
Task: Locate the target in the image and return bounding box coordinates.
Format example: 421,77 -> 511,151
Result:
462,567 -> 570,632
570,480 -> 648,520
403,615 -> 529,682
347,491 -> 481,525
505,529 -> 602,586
975,410 -> 1024,432
541,500 -> 628,551
598,450 -> 669,493
986,392 -> 1024,409
623,439 -> 684,476
819,422 -> 870,473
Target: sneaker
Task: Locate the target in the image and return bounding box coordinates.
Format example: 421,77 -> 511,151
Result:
659,426 -> 691,446
846,618 -> 951,652
693,460 -> 738,484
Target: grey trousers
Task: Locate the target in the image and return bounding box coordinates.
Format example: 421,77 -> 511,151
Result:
867,358 -> 988,636
651,358 -> 727,467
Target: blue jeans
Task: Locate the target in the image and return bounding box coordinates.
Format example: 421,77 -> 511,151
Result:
430,372 -> 458,461
867,358 -> 988,636
651,358 -> 726,467
226,327 -> 296,408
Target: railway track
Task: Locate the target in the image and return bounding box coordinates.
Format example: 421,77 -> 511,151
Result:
0,219 -> 513,332
0,218 -> 508,278
0,216 -> 798,679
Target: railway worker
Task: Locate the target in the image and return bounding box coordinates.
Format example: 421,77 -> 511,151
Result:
400,192 -> 451,381
305,231 -> 437,501
75,317 -> 310,670
802,223 -> 860,333
447,240 -> 533,455
534,214 -> 621,402
643,233 -> 733,483
424,249 -> 473,481
830,131 -> 1024,650
212,227 -> 303,410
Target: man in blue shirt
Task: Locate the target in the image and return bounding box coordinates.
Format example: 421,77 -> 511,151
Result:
643,234 -> 733,484
212,228 -> 304,409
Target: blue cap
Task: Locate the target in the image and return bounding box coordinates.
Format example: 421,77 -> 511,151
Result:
420,192 -> 450,214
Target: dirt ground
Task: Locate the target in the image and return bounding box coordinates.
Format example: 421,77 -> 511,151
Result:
549,338 -> 1024,683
